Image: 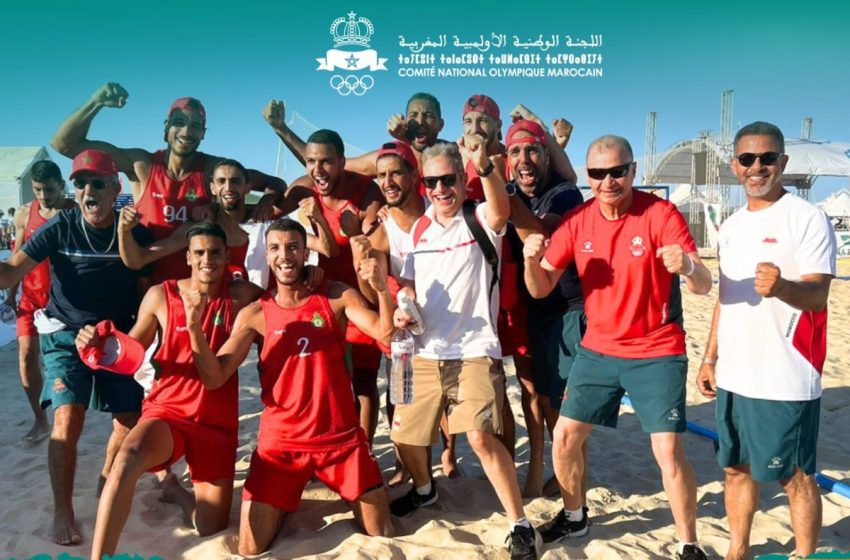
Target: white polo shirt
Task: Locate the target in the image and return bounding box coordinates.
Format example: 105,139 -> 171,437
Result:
402,202 -> 504,360
716,192 -> 836,401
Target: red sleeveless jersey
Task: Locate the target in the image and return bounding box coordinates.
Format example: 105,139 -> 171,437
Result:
226,238 -> 249,282
135,150 -> 212,283
20,198 -> 75,313
257,288 -> 360,450
143,280 -> 237,438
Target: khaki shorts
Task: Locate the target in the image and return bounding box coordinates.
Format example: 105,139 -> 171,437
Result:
390,356 -> 504,446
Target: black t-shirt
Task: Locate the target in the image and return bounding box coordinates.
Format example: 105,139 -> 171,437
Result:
22,207 -> 153,331
509,173 -> 585,316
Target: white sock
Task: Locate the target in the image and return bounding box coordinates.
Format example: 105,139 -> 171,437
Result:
510,517 -> 531,531
415,481 -> 432,496
678,542 -> 699,554
566,507 -> 584,522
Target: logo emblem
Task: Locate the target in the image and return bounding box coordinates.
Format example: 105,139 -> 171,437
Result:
53,378 -> 68,394
667,408 -> 680,421
762,237 -> 778,244
273,329 -> 285,336
768,456 -> 784,469
580,240 -> 594,253
186,189 -> 198,202
311,312 -> 326,328
213,310 -> 223,326
629,235 -> 647,257
317,11 -> 387,96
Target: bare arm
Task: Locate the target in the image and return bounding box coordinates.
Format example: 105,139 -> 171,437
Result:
0,250 -> 39,289
127,285 -> 165,349
263,99 -> 308,166
187,296 -> 262,390
508,197 -> 547,241
756,265 -> 832,312
509,104 -> 577,184
343,151 -> 379,177
656,246 -> 713,295
522,233 -> 563,298
459,135 -> 509,232
696,299 -> 721,398
51,82 -> 150,180
5,207 -> 29,307
338,257 -> 396,345
117,207 -> 188,269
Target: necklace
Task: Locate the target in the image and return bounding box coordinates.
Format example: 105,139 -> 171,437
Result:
80,211 -> 117,255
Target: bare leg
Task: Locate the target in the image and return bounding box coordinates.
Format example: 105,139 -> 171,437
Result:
650,432 -> 697,543
49,404 -> 85,546
466,430 -> 525,521
192,478 -> 234,536
499,391 -> 516,459
238,499 -> 284,556
723,465 -> 758,560
98,412 -> 140,498
396,444 -> 431,487
91,419 -> 174,560
514,354 -> 545,497
781,468 -> 821,557
19,334 -> 49,443
552,417 -> 592,511
353,367 -> 379,446
439,412 -> 459,478
350,486 -> 394,537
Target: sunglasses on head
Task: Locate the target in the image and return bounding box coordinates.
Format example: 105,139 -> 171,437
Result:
72,178 -> 109,190
422,174 -> 459,189
382,142 -> 401,150
587,162 -> 633,181
735,152 -> 782,167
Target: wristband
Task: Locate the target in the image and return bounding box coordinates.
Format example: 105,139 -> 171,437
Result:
702,357 -> 717,366
477,161 -> 495,178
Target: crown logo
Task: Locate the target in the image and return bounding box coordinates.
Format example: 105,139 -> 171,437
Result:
330,11 -> 373,48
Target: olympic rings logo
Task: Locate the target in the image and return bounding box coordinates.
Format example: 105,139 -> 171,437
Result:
329,74 -> 375,96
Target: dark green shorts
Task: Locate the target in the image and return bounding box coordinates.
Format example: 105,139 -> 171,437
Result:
40,329 -> 143,414
528,309 -> 586,409
560,347 -> 687,433
715,388 -> 820,482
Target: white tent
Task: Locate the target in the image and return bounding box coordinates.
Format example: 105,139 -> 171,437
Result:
817,188 -> 850,218
0,146 -> 52,213
784,140 -> 850,180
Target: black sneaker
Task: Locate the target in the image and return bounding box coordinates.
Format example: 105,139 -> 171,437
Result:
506,524 -> 542,560
389,481 -> 438,517
538,508 -> 588,542
677,544 -> 708,560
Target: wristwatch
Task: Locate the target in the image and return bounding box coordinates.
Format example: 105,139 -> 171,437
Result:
477,160 -> 495,177
505,183 -> 517,197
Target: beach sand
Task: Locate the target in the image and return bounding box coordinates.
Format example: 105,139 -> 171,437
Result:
1,261 -> 848,559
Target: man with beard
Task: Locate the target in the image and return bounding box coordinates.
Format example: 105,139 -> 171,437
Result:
7,161 -> 75,443
117,159 -> 335,280
502,119 -> 585,500
188,218 -> 395,555
77,221 -> 264,560
524,135 -> 712,559
0,150 -> 153,545
697,122 -> 836,559
264,92 -> 446,177
281,130 -> 385,444
52,82 -> 288,284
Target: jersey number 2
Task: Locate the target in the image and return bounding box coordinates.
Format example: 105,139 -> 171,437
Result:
296,337 -> 311,358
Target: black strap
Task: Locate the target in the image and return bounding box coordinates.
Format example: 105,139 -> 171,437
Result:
462,200 -> 499,302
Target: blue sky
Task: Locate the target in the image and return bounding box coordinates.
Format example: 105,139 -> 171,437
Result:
2,0 -> 848,200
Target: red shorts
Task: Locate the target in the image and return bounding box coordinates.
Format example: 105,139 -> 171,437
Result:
346,322 -> 382,370
498,304 -> 529,358
142,413 -> 236,483
15,294 -> 43,337
243,428 -> 383,512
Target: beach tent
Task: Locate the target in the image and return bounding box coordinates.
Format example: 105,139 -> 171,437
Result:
0,146 -> 52,213
817,188 -> 850,218
783,140 -> 850,183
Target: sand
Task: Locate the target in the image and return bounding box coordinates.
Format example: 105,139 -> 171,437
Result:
1,260 -> 848,559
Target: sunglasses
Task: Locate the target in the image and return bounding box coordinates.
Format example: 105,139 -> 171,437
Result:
382,142 -> 401,150
587,162 -> 633,181
422,174 -> 459,189
72,178 -> 109,190
735,152 -> 782,167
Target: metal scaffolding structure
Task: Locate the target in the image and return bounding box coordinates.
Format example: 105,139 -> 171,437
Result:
644,111 -> 657,184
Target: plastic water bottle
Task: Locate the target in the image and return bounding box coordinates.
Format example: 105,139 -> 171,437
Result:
390,328 -> 414,405
396,291 -> 424,336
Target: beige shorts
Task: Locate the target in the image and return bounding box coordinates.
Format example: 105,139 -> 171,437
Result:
390,356 -> 505,446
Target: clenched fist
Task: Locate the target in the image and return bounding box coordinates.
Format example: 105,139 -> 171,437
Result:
754,262 -> 785,298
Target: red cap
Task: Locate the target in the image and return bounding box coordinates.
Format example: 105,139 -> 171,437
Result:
506,119 -> 548,149
168,96 -> 206,124
463,94 -> 500,121
70,149 -> 118,180
78,320 -> 146,375
376,141 -> 419,172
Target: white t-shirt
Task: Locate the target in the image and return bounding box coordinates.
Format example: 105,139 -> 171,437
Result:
402,202 -> 504,360
716,192 -> 836,401
383,213 -> 413,279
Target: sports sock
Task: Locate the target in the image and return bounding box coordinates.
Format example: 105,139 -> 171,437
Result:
510,517 -> 531,531
678,542 -> 699,554
566,507 -> 584,522
415,481 -> 432,496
